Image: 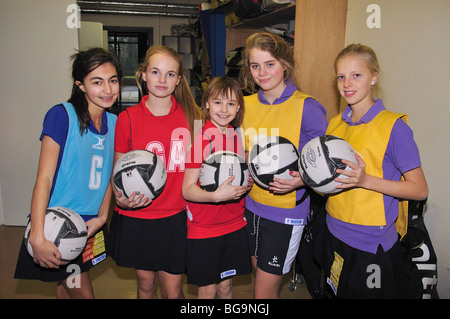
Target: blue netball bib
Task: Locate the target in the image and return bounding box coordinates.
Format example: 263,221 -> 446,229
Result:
48,103 -> 116,218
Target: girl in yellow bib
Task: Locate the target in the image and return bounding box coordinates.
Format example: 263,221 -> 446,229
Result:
320,44 -> 428,298
240,32 -> 328,298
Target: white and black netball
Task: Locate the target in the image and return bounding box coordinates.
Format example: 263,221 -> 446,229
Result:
199,151 -> 248,192
113,149 -> 167,200
299,135 -> 357,194
248,136 -> 300,188
24,207 -> 88,262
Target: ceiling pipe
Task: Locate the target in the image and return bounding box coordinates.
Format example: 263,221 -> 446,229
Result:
77,0 -> 199,18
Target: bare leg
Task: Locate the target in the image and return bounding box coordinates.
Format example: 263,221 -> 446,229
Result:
254,267 -> 283,299
158,271 -> 184,299
197,284 -> 217,299
216,279 -> 233,299
136,269 -> 158,299
197,279 -> 233,299
57,272 -> 95,299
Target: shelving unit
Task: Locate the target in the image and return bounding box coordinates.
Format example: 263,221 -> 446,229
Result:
224,3 -> 296,70
223,0 -> 347,120
162,36 -> 195,84
227,3 -> 296,29
162,35 -> 201,103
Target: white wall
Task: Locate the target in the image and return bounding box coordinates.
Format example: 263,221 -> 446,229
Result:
79,21 -> 105,50
344,0 -> 450,298
0,3 -> 190,226
0,0 -> 78,225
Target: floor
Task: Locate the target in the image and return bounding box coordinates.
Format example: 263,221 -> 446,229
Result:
0,225 -> 311,299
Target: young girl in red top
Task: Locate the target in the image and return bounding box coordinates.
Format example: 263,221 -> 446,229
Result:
182,76 -> 252,299
108,45 -> 203,299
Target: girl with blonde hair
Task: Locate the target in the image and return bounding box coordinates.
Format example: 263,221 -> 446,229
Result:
320,43 -> 428,298
108,45 -> 203,299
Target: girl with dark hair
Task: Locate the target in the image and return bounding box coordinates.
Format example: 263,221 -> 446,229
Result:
68,47 -> 122,134
14,48 -> 121,299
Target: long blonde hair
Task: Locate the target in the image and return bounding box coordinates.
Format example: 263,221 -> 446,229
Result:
135,45 -> 204,139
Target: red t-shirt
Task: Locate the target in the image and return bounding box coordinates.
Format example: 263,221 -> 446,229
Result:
114,95 -> 189,219
185,120 -> 247,239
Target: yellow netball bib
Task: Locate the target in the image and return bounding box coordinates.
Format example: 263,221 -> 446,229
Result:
242,91 -> 311,208
326,110 -> 407,229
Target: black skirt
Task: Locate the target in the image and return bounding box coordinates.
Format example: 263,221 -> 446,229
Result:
14,223 -> 108,282
108,209 -> 187,274
186,227 -> 252,286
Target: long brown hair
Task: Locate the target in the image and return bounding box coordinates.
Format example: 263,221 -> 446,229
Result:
135,45 -> 204,139
239,32 -> 296,94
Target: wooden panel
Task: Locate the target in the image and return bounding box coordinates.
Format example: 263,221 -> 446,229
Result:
294,0 -> 347,120
225,28 -> 257,53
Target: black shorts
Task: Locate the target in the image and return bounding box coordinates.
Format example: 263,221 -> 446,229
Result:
319,224 -> 409,298
245,209 -> 304,275
14,223 -> 108,282
186,227 -> 251,286
108,209 -> 187,274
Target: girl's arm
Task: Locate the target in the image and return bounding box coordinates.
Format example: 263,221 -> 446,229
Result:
111,151 -> 152,209
182,167 -> 248,203
336,153 -> 428,200
85,182 -> 112,238
28,135 -> 65,269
